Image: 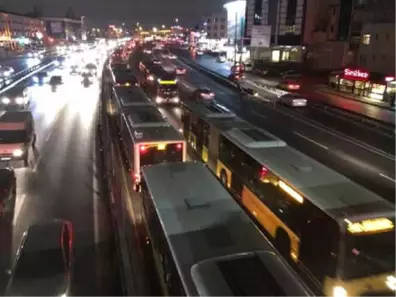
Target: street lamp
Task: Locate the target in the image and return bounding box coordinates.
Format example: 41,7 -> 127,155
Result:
139,26 -> 143,31
162,24 -> 165,29
153,27 -> 158,33
175,18 -> 179,23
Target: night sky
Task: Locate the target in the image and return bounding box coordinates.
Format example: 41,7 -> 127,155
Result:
4,0 -> 228,28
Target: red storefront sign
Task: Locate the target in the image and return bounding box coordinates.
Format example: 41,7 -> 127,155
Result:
343,68 -> 369,81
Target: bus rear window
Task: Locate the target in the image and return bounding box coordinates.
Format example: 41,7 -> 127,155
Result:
0,130 -> 27,143
139,142 -> 183,167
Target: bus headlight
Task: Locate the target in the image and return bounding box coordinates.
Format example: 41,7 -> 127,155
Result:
2,97 -> 10,104
12,149 -> 24,157
15,97 -> 25,105
333,286 -> 347,297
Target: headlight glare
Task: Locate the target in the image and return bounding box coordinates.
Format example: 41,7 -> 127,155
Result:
2,97 -> 10,104
12,149 -> 23,157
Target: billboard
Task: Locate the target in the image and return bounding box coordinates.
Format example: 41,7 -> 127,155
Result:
251,25 -> 271,47
50,22 -> 63,34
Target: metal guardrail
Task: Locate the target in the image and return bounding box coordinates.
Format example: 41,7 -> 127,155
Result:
177,55 -> 395,133
0,58 -> 57,91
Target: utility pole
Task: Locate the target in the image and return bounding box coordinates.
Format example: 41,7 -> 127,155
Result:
234,12 -> 237,63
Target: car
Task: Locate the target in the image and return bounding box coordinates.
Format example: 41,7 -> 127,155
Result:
217,54 -> 226,63
277,93 -> 307,107
85,63 -> 97,76
0,66 -> 15,78
192,87 -> 215,102
5,219 -> 74,296
0,167 -> 16,221
244,62 -> 253,72
0,87 -> 30,109
281,70 -> 302,80
176,67 -> 186,75
70,65 -> 79,75
49,75 -> 63,86
32,71 -> 48,84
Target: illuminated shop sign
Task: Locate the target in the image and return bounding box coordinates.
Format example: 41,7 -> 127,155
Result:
385,76 -> 395,82
343,68 -> 369,81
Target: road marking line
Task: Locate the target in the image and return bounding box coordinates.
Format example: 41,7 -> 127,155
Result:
92,143 -> 100,244
379,173 -> 396,183
13,194 -> 26,226
294,131 -> 329,150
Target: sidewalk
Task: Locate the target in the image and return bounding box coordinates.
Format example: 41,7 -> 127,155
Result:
192,54 -> 395,125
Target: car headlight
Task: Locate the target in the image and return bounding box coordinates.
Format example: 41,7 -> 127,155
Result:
2,97 -> 10,104
12,149 -> 23,157
15,97 -> 25,105
3,71 -> 10,77
333,286 -> 347,297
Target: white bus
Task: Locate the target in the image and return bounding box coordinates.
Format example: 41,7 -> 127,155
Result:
120,105 -> 186,186
108,85 -> 153,128
140,161 -> 313,296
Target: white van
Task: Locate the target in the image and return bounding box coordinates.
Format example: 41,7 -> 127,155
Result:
0,111 -> 36,167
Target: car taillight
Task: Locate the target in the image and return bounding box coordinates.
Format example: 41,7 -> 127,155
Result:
260,166 -> 268,178
140,145 -> 147,153
176,143 -> 183,150
288,84 -> 300,90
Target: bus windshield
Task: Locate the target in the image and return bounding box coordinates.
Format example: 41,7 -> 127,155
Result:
0,130 -> 27,143
343,220 -> 395,280
139,142 -> 183,167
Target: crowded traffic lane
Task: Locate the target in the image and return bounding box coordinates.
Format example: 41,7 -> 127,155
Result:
141,52 -> 394,201
0,69 -> 121,295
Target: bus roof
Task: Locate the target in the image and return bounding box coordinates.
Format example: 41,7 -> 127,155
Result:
122,106 -> 183,143
191,251 -> 312,296
113,86 -> 152,108
183,101 -> 286,149
182,101 -> 394,220
141,162 -> 309,296
124,105 -> 170,128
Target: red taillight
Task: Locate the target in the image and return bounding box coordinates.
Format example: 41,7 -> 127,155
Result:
140,145 -> 147,152
260,166 -> 268,178
176,143 -> 183,150
288,84 -> 300,90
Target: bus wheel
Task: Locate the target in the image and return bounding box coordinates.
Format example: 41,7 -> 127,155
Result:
220,169 -> 228,187
274,229 -> 291,259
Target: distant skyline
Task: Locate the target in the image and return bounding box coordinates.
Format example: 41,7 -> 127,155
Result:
2,0 -> 229,28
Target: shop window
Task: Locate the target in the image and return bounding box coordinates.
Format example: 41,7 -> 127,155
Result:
361,34 -> 370,45
282,51 -> 290,61
339,79 -> 354,93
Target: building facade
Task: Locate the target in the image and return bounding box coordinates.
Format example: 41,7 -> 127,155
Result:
358,23 -> 395,74
42,17 -> 84,42
203,12 -> 227,39
305,0 -> 354,70
0,11 -> 46,48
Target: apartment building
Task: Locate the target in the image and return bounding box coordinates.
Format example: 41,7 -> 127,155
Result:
202,11 -> 227,39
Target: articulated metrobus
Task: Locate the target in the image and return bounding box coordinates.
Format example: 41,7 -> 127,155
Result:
120,105 -> 186,185
107,85 -> 152,127
140,161 -> 313,296
180,100 -> 396,297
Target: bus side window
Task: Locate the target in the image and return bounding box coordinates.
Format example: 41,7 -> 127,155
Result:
299,208 -> 339,281
219,135 -> 234,167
